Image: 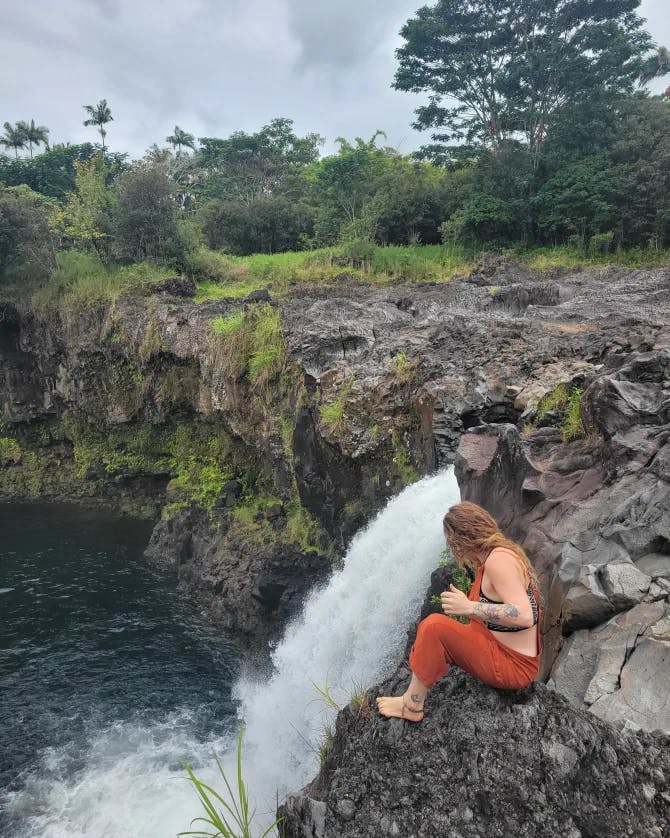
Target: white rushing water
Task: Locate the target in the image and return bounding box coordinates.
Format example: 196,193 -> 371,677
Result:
11,468 -> 459,837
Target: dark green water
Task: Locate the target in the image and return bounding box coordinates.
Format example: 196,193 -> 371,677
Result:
0,503 -> 240,837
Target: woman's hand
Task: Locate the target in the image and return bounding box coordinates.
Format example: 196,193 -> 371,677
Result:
440,584 -> 474,618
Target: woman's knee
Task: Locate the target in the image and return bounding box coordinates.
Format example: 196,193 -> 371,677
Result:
417,613 -> 450,638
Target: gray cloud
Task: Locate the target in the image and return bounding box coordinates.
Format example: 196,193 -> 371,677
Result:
1,0 -> 668,159
285,0 -> 412,72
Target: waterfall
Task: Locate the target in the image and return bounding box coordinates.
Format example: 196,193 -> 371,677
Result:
236,467 -> 460,823
5,468 -> 459,837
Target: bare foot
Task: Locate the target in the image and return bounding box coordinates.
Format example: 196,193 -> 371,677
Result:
376,694 -> 424,722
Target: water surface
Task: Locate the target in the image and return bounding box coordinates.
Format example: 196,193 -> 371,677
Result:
0,503 -> 240,837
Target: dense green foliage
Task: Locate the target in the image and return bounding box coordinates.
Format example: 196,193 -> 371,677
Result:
394,0 -> 653,152
0,3 -> 668,289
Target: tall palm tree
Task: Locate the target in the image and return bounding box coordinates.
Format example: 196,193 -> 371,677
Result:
1,122 -> 27,158
83,99 -> 113,153
166,125 -> 196,156
16,119 -> 50,158
641,46 -> 670,85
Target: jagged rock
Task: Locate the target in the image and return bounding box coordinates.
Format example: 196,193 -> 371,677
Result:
279,671 -> 670,838
151,276 -> 196,297
600,561 -> 651,608
454,351 -> 670,648
3,266 -> 670,645
548,601 -> 670,730
636,552 -> 670,579
490,282 -> 560,314
144,504 -> 332,644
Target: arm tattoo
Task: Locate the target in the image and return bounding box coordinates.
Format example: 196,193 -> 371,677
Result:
472,602 -> 520,624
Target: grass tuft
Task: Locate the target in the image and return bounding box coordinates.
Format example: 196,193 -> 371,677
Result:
180,727 -> 281,838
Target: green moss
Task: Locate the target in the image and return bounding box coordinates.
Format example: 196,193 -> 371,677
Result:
59,414 -> 235,508
284,500 -> 329,555
107,358 -> 144,418
0,437 -> 22,465
161,500 -> 191,520
230,485 -> 332,557
391,429 -> 418,486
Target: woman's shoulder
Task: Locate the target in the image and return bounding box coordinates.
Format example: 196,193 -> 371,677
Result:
485,546 -> 520,565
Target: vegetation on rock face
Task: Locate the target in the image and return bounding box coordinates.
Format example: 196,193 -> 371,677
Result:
319,376 -> 355,434
209,304 -> 286,389
0,437 -> 21,465
531,383 -> 588,442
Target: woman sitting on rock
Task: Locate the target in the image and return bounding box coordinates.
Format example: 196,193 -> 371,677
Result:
377,501 -> 541,721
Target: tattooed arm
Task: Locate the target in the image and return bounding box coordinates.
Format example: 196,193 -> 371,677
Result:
472,549 -> 534,628
471,599 -> 525,626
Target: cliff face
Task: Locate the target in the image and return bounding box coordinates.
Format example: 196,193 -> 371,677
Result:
274,265 -> 670,837
1,263 -> 669,652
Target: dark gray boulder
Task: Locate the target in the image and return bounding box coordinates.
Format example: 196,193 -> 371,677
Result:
280,670 -> 670,838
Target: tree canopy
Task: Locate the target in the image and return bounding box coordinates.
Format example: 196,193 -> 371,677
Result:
394,0 -> 656,155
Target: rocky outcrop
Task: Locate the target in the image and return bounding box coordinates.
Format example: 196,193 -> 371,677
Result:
2,263 -> 670,645
452,347 -> 670,729
280,671 -> 670,838
144,503 -> 332,644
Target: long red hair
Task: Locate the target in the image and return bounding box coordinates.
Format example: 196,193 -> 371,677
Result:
443,501 -> 538,590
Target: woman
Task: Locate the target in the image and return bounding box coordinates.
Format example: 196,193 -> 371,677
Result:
377,501 -> 541,721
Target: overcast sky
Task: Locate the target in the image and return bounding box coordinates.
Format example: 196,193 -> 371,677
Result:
2,0 -> 669,159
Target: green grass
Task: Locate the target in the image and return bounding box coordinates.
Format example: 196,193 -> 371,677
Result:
209,304 -> 286,388
389,351 -> 418,385
193,243 -> 473,301
517,244 -> 670,271
180,728 -> 281,838
319,378 -> 355,434
211,311 -> 246,336
31,250 -> 174,312
535,383 -> 572,422
561,387 -> 586,442
192,240 -> 670,305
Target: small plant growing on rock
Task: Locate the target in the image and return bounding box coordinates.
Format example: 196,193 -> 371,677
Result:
0,437 -> 22,466
310,677 -> 341,713
319,375 -> 355,433
561,387 -> 586,442
389,351 -> 418,386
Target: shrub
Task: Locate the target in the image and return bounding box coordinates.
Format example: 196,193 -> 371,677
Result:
111,164 -> 185,266
0,185 -> 56,284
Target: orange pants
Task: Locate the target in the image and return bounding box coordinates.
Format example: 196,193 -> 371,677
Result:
409,613 -> 540,690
